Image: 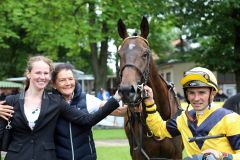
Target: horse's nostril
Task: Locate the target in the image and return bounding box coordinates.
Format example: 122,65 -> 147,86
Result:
119,85 -> 136,96
130,86 -> 135,94
118,91 -> 123,97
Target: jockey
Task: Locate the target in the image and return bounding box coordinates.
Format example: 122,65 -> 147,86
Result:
144,67 -> 240,160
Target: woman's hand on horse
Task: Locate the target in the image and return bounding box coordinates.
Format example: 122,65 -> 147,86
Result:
143,85 -> 154,103
0,101 -> 14,120
113,90 -> 122,102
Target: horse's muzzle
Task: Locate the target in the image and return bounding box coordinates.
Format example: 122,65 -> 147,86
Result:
118,85 -> 141,105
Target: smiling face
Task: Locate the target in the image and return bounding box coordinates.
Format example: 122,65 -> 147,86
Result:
27,60 -> 51,91
186,87 -> 215,112
53,69 -> 75,100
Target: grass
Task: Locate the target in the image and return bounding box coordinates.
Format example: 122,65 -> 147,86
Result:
92,128 -> 127,140
1,129 -> 186,160
96,146 -> 131,160
93,128 -> 131,160
93,128 -> 188,159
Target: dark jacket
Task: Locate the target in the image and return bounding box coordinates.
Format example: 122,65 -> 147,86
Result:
54,83 -> 97,160
0,91 -> 119,160
223,93 -> 240,114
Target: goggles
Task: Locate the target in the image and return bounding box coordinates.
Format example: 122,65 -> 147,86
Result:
184,71 -> 211,82
182,70 -> 218,91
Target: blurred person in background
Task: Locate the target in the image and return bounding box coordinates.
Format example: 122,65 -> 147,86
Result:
223,93 -> 240,114
214,89 -> 228,102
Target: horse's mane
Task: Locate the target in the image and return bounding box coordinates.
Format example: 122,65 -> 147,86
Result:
147,56 -> 174,120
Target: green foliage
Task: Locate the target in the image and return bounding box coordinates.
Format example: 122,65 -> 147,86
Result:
168,0 -> 240,73
8,0 -> 238,89
0,0 -> 177,90
162,0 -> 240,91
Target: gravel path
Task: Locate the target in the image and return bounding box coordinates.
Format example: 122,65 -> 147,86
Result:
95,139 -> 129,147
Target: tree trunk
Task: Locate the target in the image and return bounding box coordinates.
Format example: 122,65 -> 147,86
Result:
88,2 -> 109,94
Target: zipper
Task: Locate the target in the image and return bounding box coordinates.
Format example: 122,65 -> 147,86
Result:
69,122 -> 75,160
88,135 -> 93,154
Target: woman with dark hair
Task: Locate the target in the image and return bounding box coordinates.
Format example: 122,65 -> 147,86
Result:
51,63 -> 126,160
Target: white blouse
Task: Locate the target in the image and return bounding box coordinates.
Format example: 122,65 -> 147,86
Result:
24,106 -> 41,130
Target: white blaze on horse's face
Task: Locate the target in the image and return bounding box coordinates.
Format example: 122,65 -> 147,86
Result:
128,43 -> 136,50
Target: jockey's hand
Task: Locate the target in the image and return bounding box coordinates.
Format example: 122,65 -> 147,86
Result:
202,149 -> 222,160
143,85 -> 154,103
0,101 -> 14,120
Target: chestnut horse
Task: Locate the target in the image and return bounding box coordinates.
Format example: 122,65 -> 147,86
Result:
117,17 -> 183,160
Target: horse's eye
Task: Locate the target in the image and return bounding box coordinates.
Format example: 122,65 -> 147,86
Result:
142,52 -> 149,59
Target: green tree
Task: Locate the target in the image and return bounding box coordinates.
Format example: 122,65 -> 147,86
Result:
167,0 -> 240,92
0,0 -> 177,91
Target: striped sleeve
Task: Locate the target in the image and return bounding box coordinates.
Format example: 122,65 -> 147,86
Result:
225,112 -> 240,150
224,112 -> 240,160
166,109 -> 183,137
146,109 -> 183,139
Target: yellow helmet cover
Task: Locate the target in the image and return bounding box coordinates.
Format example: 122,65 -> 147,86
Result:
181,67 -> 218,92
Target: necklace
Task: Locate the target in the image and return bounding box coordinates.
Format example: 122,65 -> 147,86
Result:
32,106 -> 40,114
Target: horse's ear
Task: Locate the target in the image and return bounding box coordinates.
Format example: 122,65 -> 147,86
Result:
140,16 -> 149,39
118,18 -> 129,39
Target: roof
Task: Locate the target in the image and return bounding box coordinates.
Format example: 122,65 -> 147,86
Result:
6,77 -> 26,82
0,81 -> 23,88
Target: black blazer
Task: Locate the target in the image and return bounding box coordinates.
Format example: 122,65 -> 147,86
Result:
0,91 -> 119,160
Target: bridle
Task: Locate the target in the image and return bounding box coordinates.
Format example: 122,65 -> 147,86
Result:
118,36 -> 151,105
119,36 -> 172,160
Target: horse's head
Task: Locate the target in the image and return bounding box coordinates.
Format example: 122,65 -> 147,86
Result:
117,17 -> 151,105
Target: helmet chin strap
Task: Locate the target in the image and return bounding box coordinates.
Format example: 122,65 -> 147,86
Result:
208,88 -> 213,109
185,103 -> 196,122
208,87 -> 214,109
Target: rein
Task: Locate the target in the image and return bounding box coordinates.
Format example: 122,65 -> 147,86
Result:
120,36 -> 180,160
126,103 -> 174,160
125,82 -> 180,160
119,36 -> 152,159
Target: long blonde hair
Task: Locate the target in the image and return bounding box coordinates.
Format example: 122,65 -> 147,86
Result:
24,55 -> 54,91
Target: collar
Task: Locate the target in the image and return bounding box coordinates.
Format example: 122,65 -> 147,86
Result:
196,105 -> 210,116
195,105 -> 218,124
